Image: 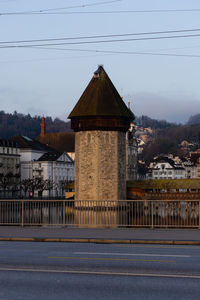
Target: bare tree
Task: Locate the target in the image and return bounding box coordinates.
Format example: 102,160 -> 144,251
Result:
44,179 -> 55,198
20,179 -> 32,198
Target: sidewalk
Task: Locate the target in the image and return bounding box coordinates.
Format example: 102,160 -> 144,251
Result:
0,227 -> 200,245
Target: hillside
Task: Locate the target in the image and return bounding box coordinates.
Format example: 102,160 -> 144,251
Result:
187,114 -> 200,126
1,110 -> 200,163
141,124 -> 200,163
0,111 -> 178,139
0,110 -> 71,139
135,115 -> 179,129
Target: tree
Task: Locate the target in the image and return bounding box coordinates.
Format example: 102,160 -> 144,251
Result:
59,180 -> 68,197
20,179 -> 32,198
44,179 -> 55,198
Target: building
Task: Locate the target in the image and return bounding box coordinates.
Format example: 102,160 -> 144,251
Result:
37,132 -> 75,161
150,156 -> 185,179
126,122 -> 138,181
34,151 -> 74,197
0,139 -> 20,197
12,136 -> 74,197
69,66 -> 134,203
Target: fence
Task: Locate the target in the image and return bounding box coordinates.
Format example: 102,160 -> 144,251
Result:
0,199 -> 200,228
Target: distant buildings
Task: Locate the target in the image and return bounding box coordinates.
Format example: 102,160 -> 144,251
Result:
126,122 -> 138,181
11,136 -> 74,198
0,139 -> 20,197
139,154 -> 200,180
149,156 -> 185,180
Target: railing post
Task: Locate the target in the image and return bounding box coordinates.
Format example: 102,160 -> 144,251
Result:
63,200 -> 66,227
151,201 -> 154,229
199,201 -> 200,230
21,200 -> 24,227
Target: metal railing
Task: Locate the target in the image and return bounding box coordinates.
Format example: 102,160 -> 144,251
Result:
0,199 -> 200,228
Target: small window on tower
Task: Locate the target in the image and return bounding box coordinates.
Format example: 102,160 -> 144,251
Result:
106,133 -> 109,144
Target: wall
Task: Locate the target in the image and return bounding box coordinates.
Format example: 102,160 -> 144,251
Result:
75,130 -> 126,202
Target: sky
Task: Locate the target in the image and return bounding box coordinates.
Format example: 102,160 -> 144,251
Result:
1,0 -> 200,124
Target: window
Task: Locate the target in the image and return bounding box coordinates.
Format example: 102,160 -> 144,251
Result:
87,133 -> 91,143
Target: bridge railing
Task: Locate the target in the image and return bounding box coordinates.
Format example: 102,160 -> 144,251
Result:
0,199 -> 200,228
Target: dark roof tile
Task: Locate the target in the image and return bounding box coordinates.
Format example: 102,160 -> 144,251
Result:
69,66 -> 134,119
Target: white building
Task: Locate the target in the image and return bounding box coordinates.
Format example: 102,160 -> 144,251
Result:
0,139 -> 20,197
12,136 -> 74,197
151,157 -> 185,180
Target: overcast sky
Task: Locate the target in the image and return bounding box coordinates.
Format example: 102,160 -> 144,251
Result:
1,0 -> 200,124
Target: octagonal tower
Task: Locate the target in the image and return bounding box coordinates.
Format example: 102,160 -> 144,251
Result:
68,66 -> 134,203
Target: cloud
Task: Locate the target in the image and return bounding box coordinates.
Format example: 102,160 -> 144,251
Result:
126,92 -> 200,124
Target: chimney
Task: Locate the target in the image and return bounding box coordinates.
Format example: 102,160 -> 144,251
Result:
40,117 -> 46,137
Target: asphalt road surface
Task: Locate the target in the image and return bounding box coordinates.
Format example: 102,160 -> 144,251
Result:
0,242 -> 200,300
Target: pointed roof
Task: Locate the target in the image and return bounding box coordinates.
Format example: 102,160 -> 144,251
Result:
68,66 -> 134,119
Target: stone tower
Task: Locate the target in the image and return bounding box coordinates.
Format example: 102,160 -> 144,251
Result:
68,66 -> 134,202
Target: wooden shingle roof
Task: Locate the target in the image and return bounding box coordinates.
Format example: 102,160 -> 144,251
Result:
68,66 -> 134,120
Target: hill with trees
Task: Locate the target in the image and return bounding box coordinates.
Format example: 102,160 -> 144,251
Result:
141,124 -> 200,163
0,110 -> 71,139
187,114 -> 200,126
135,115 -> 179,129
1,110 -> 200,164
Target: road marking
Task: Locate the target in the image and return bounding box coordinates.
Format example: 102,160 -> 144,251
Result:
114,245 -> 200,250
74,252 -> 190,258
48,256 -> 175,263
0,267 -> 200,279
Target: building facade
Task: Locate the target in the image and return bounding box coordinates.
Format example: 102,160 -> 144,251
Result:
150,157 -> 185,179
13,136 -> 74,197
0,139 -> 20,197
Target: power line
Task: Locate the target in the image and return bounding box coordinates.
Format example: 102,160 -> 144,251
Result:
1,46 -> 200,62
1,28 -> 200,45
25,8 -> 200,15
2,7 -> 200,16
33,46 -> 200,58
0,0 -> 122,15
1,33 -> 200,48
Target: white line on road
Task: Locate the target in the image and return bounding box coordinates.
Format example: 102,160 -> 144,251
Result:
74,252 -> 191,258
0,267 -> 199,279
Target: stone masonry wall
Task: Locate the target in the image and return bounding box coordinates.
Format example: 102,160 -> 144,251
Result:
75,130 -> 126,202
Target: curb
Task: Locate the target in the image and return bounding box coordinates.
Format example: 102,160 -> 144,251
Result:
0,237 -> 200,245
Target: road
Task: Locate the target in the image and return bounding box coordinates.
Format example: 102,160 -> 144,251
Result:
0,242 -> 200,299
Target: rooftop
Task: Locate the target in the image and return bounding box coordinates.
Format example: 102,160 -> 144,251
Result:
11,136 -> 54,152
68,66 -> 134,120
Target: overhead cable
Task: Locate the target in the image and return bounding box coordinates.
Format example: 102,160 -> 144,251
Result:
1,7 -> 200,16
1,33 -> 200,48
0,0 -> 122,16
1,28 -> 200,45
